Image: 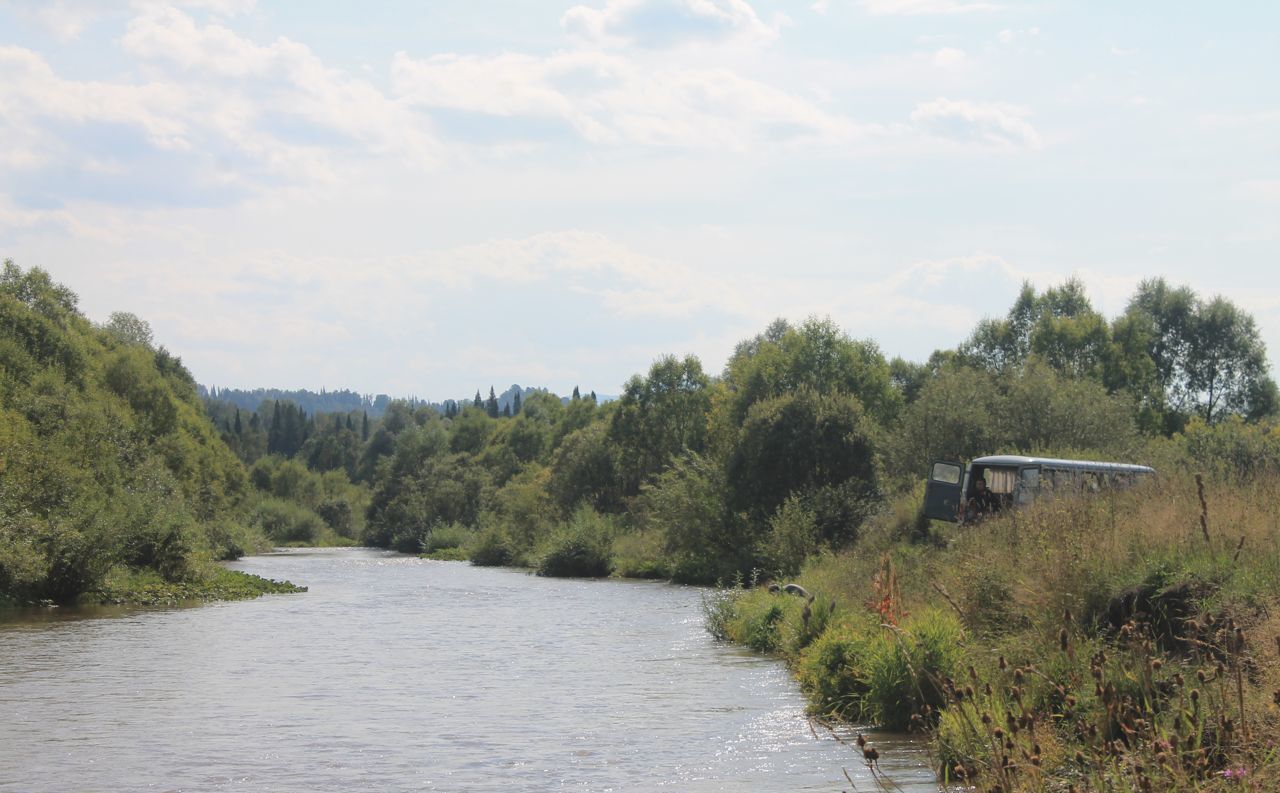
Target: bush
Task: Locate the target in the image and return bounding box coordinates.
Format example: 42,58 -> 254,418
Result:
536,506 -> 615,578
468,524 -> 515,567
202,518 -> 266,561
864,609 -> 964,730
423,522 -> 472,554
725,589 -> 804,653
763,495 -> 818,578
611,530 -> 670,579
702,586 -> 740,641
120,508 -> 195,581
253,497 -> 324,545
315,499 -> 354,537
797,620 -> 875,719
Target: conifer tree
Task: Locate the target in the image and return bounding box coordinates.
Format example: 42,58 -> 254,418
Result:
513,391 -> 522,415
486,386 -> 499,418
503,404 -> 511,417
233,408 -> 242,435
361,411 -> 369,441
572,385 -> 581,400
474,390 -> 483,409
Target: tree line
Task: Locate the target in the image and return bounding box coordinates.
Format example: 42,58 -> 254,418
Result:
2,262 -> 1275,604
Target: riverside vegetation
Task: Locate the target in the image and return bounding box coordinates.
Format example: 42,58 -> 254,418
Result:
0,262 -> 304,606
4,262 -> 1280,789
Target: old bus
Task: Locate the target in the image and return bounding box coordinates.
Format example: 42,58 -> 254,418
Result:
923,455 -> 1155,523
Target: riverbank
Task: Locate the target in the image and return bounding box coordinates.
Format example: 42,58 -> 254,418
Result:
714,471 -> 1280,791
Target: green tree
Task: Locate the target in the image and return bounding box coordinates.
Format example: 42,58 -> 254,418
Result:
1124,279 -> 1276,425
609,354 -> 711,494
722,317 -> 900,428
726,388 -> 879,542
1184,297 -> 1275,422
104,311 -> 155,348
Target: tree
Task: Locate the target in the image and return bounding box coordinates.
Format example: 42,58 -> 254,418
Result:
104,311 -> 154,348
722,316 -> 900,427
960,279 -> 1109,379
485,386 -> 499,419
548,423 -> 622,514
572,385 -> 581,400
726,389 -> 878,544
1124,280 -> 1276,425
1184,297 -> 1275,423
513,391 -> 522,415
609,354 -> 712,494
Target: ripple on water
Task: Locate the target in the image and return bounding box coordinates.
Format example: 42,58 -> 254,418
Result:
1,548 -> 936,793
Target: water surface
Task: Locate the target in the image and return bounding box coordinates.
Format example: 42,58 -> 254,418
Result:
1,548 -> 936,792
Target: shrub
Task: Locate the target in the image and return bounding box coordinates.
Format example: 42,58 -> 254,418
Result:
611,530 -> 670,579
864,609 -> 964,730
315,499 -> 354,537
537,506 -> 615,578
423,522 -> 472,554
253,497 -> 324,545
797,620 -> 875,719
702,586 -> 740,642
726,589 -> 804,654
468,524 -> 515,567
764,495 -> 818,578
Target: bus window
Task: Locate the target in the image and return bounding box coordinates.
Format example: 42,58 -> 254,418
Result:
984,468 -> 1017,495
931,461 -> 962,485
1017,467 -> 1040,505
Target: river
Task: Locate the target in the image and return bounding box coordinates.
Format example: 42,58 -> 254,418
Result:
1,548 -> 937,792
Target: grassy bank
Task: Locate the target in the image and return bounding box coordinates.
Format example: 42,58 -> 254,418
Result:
714,472 -> 1280,791
87,565 -> 306,606
2,563 -> 306,608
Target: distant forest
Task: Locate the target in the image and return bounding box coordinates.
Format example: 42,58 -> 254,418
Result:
200,384 -> 601,420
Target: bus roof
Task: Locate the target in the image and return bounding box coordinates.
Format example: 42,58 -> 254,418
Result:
970,455 -> 1155,475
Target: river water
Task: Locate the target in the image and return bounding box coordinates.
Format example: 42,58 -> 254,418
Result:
1,548 -> 937,792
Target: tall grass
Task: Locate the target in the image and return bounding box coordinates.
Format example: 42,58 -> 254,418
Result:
716,471 -> 1280,790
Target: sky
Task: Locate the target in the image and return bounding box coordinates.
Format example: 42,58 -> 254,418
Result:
0,0 -> 1277,400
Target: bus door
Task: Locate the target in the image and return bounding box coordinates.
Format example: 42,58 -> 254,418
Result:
924,460 -> 964,522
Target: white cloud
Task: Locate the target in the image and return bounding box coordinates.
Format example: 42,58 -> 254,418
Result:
122,5 -> 276,76
997,27 -> 1038,45
122,6 -> 440,168
858,0 -> 999,15
0,4 -> 441,207
0,45 -> 191,151
561,0 -> 778,48
910,97 -> 1040,148
390,50 -> 860,150
932,47 -> 966,67
0,0 -> 255,41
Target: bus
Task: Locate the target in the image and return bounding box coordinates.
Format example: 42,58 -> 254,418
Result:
923,455 -> 1155,523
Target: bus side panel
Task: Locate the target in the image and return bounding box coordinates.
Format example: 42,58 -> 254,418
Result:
924,460 -> 964,522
